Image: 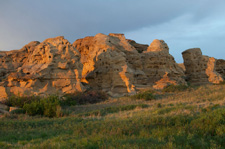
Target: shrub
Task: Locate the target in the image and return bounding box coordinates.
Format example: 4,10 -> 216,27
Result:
3,95 -> 41,108
9,108 -> 26,114
132,91 -> 155,101
162,84 -> 189,92
60,94 -> 78,106
23,101 -> 44,116
42,95 -> 61,117
157,103 -> 162,108
61,90 -> 108,106
23,95 -> 61,117
217,80 -> 225,85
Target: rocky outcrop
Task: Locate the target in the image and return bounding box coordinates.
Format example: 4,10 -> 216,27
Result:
0,33 -> 197,99
140,39 -> 186,89
74,34 -> 186,95
0,41 -> 40,82
215,59 -> 225,78
178,63 -> 185,71
73,33 -> 138,97
0,36 -> 84,100
182,48 -> 223,84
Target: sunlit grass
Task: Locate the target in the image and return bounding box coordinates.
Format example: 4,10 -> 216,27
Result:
1,84 -> 225,148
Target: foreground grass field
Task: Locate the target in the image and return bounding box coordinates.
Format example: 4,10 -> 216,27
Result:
1,85 -> 225,148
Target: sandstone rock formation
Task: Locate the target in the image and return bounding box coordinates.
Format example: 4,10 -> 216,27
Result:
215,59 -> 225,78
74,33 -> 186,95
0,41 -> 40,82
73,33 -> 138,97
182,48 -> 223,84
178,63 -> 185,71
141,39 -> 186,89
126,39 -> 148,53
0,33 -> 194,99
0,36 -> 84,100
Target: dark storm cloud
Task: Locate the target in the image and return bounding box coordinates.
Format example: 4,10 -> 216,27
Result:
0,0 -> 225,62
0,1 -> 198,44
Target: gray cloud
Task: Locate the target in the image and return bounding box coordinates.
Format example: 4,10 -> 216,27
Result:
0,0 -> 225,62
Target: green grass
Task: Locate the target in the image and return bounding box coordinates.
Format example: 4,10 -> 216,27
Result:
162,84 -> 189,92
77,104 -> 149,117
1,84 -> 225,148
131,90 -> 155,100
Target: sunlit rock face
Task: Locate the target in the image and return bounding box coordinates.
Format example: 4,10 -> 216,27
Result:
0,33 -> 189,99
73,33 -> 138,97
0,36 -> 84,100
182,48 -> 223,85
146,39 -> 169,53
74,34 -> 186,96
142,39 -> 186,89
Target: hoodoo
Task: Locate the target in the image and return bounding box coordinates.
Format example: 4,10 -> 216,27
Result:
182,48 -> 223,85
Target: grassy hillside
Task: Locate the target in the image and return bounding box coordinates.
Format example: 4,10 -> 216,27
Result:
1,85 -> 225,148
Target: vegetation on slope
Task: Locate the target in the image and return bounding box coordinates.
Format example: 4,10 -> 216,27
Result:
1,85 -> 225,148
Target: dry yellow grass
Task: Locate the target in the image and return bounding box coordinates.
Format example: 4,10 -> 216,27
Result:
68,84 -> 225,120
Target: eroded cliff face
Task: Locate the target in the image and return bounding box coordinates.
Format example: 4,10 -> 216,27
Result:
182,48 -> 223,85
73,33 -> 186,96
2,33 -> 223,100
215,59 -> 225,78
73,33 -> 138,97
141,39 -> 186,89
0,36 -> 84,100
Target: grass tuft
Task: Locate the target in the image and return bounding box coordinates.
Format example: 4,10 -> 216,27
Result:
131,90 -> 155,101
162,84 -> 189,92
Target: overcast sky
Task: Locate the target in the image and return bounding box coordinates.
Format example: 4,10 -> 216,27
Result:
0,0 -> 225,63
